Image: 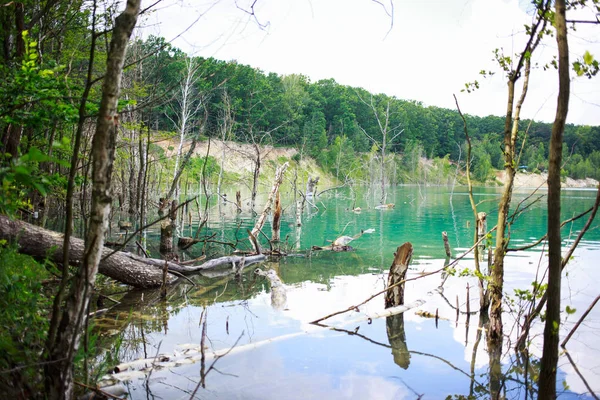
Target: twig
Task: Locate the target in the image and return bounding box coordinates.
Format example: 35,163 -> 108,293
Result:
135,240 -> 149,257
563,349 -> 600,400
189,331 -> 244,399
561,295 -> 600,348
310,231 -> 494,324
508,206 -> 593,252
515,186 -> 600,351
168,269 -> 196,286
145,340 -> 163,385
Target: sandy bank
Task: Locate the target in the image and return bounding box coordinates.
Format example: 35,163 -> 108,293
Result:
496,171 -> 598,189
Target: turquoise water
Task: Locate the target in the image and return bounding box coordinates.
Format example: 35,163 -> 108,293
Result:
97,185 -> 600,399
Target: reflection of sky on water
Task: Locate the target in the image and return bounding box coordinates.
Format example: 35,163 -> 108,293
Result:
108,186 -> 599,399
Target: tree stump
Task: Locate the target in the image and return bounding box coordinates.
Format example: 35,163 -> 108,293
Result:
385,242 -> 413,308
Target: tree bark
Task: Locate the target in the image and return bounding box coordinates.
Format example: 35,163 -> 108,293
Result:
539,0 -> 569,397
271,190 -> 281,242
249,162 -> 289,252
385,243 -> 413,308
0,215 -> 177,288
160,200 -> 177,253
44,1 -> 140,398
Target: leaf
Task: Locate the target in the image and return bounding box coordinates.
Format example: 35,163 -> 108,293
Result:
583,51 -> 594,66
565,305 -> 576,315
25,147 -> 51,163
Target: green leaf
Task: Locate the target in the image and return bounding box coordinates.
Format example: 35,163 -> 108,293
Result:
583,51 -> 594,66
565,305 -> 576,315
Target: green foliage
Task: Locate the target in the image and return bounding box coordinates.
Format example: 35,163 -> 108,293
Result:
0,31 -> 76,133
0,242 -> 52,393
0,146 -> 66,216
573,51 -> 599,78
183,155 -> 220,183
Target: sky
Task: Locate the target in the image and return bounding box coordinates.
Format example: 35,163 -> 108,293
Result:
141,0 -> 600,126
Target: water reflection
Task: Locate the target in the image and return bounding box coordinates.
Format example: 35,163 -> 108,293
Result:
90,186 -> 600,399
386,314 -> 410,369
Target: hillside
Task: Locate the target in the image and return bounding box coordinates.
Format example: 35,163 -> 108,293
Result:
158,138 -> 599,190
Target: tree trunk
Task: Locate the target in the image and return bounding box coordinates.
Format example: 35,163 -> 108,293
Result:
489,56 -> 533,345
250,162 -> 289,253
44,1 -> 140,398
385,243 -> 413,308
271,190 -> 282,242
0,215 -> 176,288
251,144 -> 261,212
539,1 -> 569,397
160,199 -> 177,254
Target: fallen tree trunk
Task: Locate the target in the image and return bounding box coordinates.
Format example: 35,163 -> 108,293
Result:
124,253 -> 266,275
0,215 -> 177,288
0,216 -> 266,288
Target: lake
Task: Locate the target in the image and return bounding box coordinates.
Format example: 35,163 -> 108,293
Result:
94,185 -> 600,399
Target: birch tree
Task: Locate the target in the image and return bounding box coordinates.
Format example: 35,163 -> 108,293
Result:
44,0 -> 140,397
165,56 -> 205,201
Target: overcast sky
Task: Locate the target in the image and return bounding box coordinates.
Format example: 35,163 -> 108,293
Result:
142,0 -> 600,126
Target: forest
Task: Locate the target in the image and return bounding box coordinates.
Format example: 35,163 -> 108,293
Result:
1,0 -> 600,399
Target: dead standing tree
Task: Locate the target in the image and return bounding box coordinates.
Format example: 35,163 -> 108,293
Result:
249,162 -> 289,253
165,56 -> 205,201
357,93 -> 403,205
159,57 -> 209,254
217,90 -> 234,199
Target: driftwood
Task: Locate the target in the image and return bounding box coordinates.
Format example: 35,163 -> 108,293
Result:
124,253 -> 266,275
311,244 -> 354,252
385,243 -> 413,308
0,215 -> 265,288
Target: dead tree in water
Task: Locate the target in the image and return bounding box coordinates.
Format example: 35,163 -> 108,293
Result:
160,199 -> 177,254
249,162 -> 289,253
385,242 -> 413,308
271,191 -> 282,243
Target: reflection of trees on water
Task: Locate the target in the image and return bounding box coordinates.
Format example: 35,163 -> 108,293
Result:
386,314 -> 410,369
